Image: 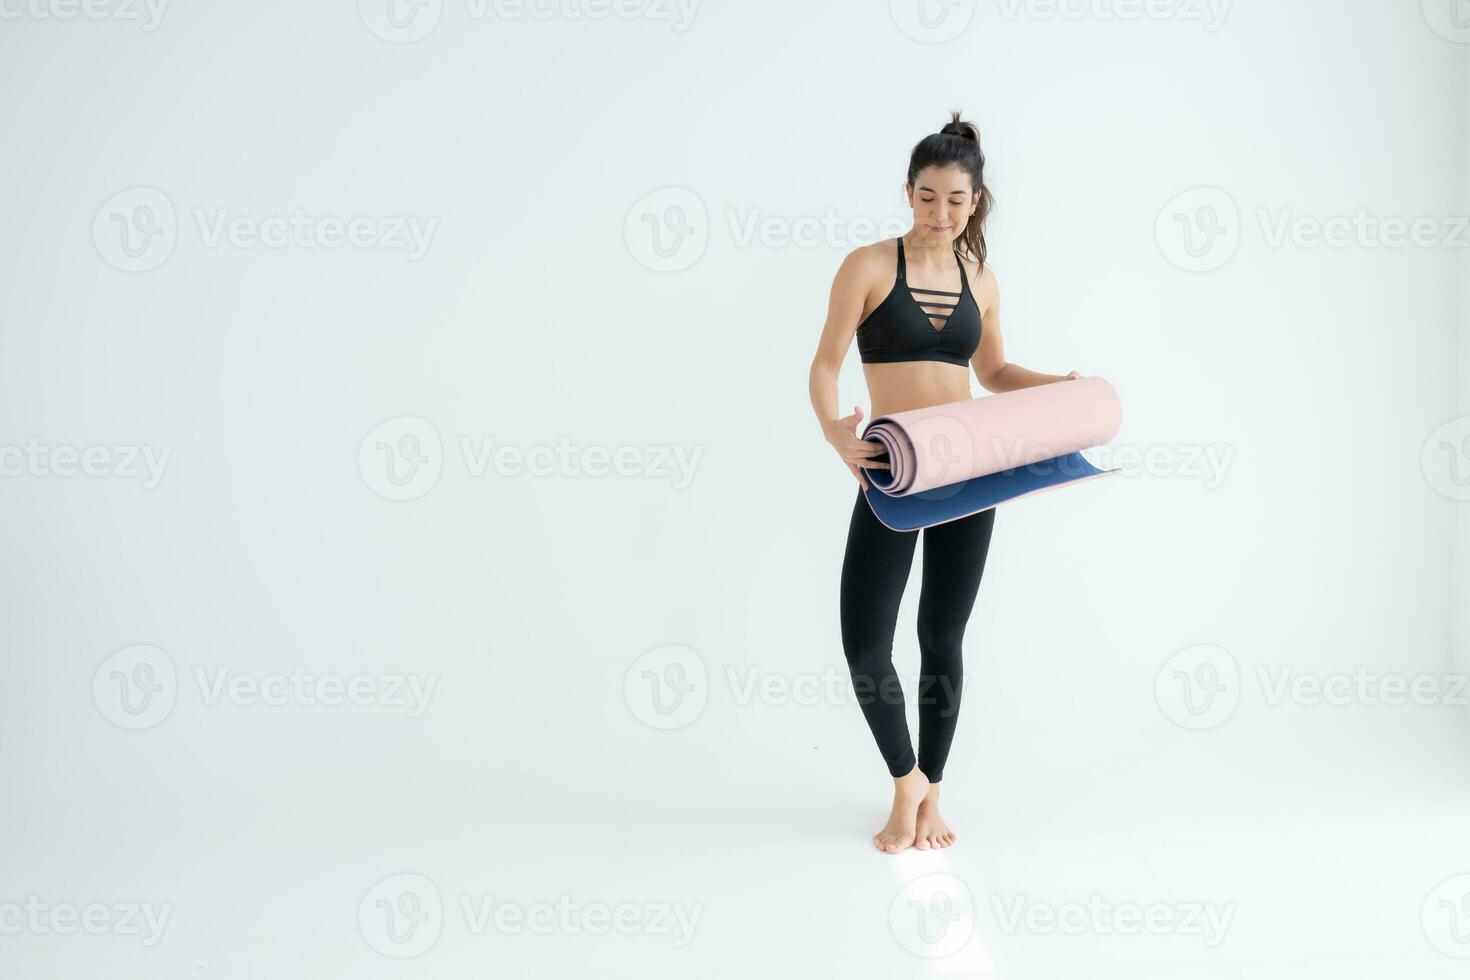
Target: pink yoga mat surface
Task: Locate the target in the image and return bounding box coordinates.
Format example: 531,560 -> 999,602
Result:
859,376 -> 1123,531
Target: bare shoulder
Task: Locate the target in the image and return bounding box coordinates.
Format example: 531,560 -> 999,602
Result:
962,252 -> 999,316
844,237 -> 897,275
833,238 -> 897,294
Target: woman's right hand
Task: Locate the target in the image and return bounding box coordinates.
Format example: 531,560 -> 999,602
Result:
825,405 -> 890,491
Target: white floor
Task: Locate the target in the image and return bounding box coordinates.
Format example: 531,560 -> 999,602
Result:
8,702 -> 1470,979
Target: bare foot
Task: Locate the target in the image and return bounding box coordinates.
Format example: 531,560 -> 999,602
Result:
872,767 -> 930,854
913,782 -> 955,850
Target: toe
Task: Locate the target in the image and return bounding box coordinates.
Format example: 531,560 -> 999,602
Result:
915,837 -> 930,850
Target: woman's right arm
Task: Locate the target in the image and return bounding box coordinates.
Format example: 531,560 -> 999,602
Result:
807,248 -> 890,490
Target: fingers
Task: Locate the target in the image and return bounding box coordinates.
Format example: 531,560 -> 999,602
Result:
839,446 -> 888,467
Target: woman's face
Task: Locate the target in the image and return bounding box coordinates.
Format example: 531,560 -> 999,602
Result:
906,164 -> 975,242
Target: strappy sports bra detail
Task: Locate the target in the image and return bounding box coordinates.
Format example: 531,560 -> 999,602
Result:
855,237 -> 982,367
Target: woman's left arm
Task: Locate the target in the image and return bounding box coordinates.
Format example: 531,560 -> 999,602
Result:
969,265 -> 1080,393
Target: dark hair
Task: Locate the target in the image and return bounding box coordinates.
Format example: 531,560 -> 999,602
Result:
906,110 -> 992,270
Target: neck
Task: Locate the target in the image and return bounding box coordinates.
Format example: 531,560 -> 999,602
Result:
903,229 -> 955,264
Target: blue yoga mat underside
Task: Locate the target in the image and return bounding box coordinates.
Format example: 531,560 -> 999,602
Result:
862,451 -> 1118,531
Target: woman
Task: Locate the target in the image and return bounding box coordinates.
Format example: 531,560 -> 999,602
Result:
807,112 -> 1080,854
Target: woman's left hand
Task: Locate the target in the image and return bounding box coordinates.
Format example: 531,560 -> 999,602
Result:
1062,370 -> 1080,381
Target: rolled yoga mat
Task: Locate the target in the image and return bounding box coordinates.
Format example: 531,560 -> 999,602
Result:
859,376 -> 1123,531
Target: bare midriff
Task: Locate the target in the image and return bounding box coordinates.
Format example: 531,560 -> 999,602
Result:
863,361 -> 974,420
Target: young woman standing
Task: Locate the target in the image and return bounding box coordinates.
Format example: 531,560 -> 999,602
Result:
808,112 -> 1080,854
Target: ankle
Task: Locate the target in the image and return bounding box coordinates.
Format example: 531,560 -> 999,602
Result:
894,766 -> 930,797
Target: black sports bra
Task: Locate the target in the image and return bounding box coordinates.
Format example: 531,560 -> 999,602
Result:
855,237 -> 982,367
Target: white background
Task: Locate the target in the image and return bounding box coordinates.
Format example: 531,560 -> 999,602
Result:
2,1 -> 1469,977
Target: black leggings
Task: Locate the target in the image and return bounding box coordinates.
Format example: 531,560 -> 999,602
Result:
839,488 -> 995,782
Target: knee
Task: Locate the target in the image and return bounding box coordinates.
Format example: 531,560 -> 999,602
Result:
840,614 -> 894,668
916,618 -> 965,662
841,637 -> 893,675
840,640 -> 904,705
